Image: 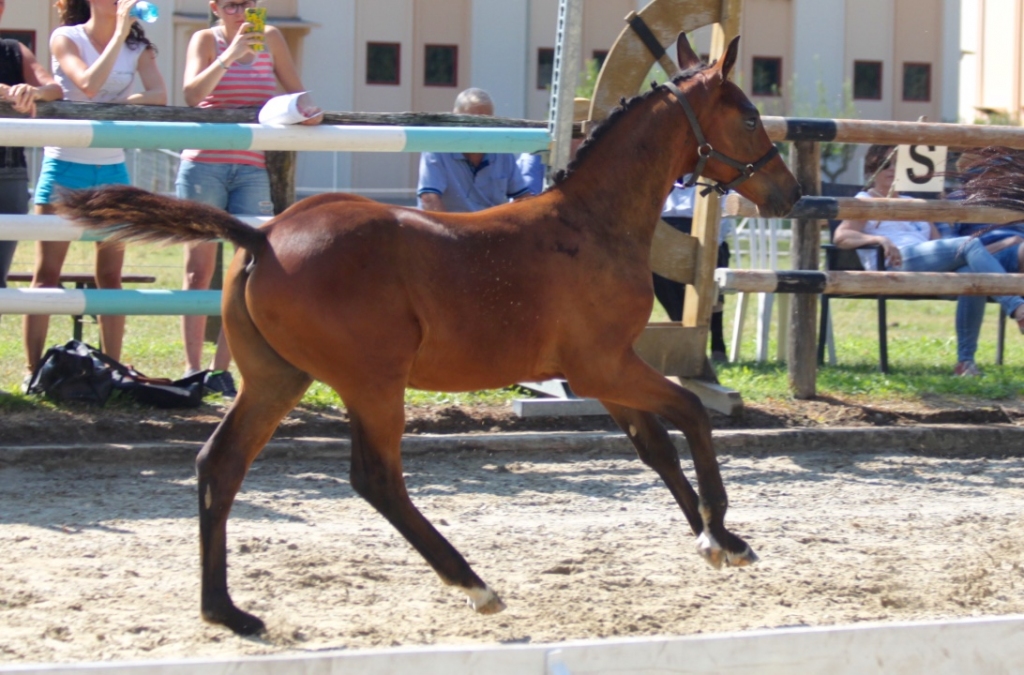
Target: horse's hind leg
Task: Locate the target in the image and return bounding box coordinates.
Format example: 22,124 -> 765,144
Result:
571,353 -> 755,569
601,401 -> 755,569
196,357 -> 311,634
602,403 -> 703,535
342,387 -> 505,614
197,261 -> 313,635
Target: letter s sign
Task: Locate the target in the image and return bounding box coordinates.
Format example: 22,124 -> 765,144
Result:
893,144 -> 947,193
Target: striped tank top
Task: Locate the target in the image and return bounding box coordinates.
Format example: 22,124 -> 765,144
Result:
181,26 -> 276,169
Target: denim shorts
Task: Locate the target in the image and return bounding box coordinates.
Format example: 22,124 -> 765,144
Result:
34,157 -> 130,205
175,160 -> 273,216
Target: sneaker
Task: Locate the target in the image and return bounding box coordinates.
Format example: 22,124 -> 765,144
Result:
204,370 -> 237,397
953,360 -> 982,377
20,372 -> 33,395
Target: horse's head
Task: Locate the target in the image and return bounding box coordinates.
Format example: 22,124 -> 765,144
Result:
673,33 -> 801,217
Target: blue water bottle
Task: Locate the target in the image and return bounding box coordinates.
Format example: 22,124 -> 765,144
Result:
130,1 -> 159,23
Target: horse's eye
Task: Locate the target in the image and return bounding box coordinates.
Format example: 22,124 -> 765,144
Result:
744,118 -> 758,132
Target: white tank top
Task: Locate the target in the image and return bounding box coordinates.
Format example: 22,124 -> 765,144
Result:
45,24 -> 145,165
854,191 -> 932,271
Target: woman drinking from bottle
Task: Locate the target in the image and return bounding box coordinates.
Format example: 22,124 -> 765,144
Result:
24,0 -> 166,381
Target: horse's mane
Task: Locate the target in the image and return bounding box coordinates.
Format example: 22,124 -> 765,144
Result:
953,146 -> 1024,237
957,146 -> 1024,212
551,63 -> 711,186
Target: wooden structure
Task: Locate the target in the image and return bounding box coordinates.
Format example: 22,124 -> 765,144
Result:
746,116 -> 1024,396
583,0 -> 745,415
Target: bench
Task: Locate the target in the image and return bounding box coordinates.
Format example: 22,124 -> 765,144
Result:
6,272 -> 158,341
815,240 -> 1009,373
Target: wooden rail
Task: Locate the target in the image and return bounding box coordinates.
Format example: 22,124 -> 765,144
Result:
724,194 -> 1024,224
762,116 -> 1024,149
716,269 -> 1024,296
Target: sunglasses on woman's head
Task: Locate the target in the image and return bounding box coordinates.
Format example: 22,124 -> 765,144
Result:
220,0 -> 257,15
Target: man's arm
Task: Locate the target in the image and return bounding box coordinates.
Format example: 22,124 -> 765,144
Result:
419,192 -> 445,212
417,152 -> 448,211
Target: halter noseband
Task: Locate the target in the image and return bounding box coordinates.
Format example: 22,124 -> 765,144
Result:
662,80 -> 779,197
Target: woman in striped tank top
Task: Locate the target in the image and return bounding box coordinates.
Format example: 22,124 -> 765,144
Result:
176,0 -> 321,396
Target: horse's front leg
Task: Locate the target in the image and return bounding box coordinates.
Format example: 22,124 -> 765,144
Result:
343,389 -> 505,614
573,354 -> 757,569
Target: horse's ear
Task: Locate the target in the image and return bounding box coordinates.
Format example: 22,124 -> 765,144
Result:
675,33 -> 701,70
719,35 -> 741,80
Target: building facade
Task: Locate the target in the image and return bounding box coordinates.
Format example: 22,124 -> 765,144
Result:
0,1 -> 985,195
959,0 -> 1024,125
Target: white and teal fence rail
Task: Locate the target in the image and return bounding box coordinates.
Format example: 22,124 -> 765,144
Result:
0,215 -> 269,242
0,289 -> 221,316
0,119 -> 551,153
1,118 -> 548,317
0,215 -> 266,314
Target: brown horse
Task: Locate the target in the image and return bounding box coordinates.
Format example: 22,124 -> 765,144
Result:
58,33 -> 800,635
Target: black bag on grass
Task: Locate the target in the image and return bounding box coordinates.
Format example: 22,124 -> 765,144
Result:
27,340 -> 115,406
27,340 -> 206,408
117,368 -> 206,409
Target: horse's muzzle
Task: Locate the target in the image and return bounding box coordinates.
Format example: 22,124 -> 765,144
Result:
757,184 -> 802,218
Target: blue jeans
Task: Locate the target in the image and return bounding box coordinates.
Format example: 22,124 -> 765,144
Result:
175,160 -> 273,216
894,237 -> 1023,362
0,171 -> 28,288
953,244 -> 1022,362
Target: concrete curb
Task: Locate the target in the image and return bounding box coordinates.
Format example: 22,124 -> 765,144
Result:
1,423 -> 1023,467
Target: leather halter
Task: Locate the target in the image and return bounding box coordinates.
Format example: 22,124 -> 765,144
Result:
663,79 -> 779,197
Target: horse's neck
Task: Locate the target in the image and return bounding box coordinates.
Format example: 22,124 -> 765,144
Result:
555,94 -> 697,250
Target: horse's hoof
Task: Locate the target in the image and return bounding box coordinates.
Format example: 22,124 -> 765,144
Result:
696,532 -> 725,570
726,544 -> 760,567
464,585 -> 506,615
203,604 -> 266,636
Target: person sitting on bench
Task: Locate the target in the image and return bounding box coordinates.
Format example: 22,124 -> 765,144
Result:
834,144 -> 1024,377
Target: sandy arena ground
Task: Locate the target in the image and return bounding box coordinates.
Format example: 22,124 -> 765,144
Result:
1,444 -> 1023,665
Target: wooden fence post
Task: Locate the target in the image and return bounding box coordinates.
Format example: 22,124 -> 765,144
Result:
787,140 -> 821,398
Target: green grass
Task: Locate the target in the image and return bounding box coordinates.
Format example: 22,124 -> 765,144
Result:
2,240 -> 1022,410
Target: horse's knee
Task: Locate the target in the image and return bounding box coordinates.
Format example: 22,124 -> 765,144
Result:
350,465 -> 383,503
350,460 -> 404,512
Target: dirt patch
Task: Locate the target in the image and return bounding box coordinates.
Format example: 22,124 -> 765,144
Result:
2,394 -> 1023,447
1,448 -> 1023,664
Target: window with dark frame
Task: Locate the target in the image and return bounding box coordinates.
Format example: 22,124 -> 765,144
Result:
0,30 -> 36,52
853,60 -> 883,100
537,48 -> 554,89
902,62 -> 931,102
751,57 -> 782,96
366,42 -> 400,85
424,44 -> 458,87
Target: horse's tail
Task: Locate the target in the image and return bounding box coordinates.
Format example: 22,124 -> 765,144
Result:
55,185 -> 268,253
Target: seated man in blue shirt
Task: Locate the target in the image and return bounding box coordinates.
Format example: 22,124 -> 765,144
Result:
418,88 -> 533,212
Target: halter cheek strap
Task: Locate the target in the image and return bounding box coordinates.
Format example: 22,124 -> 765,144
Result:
662,80 -> 780,196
